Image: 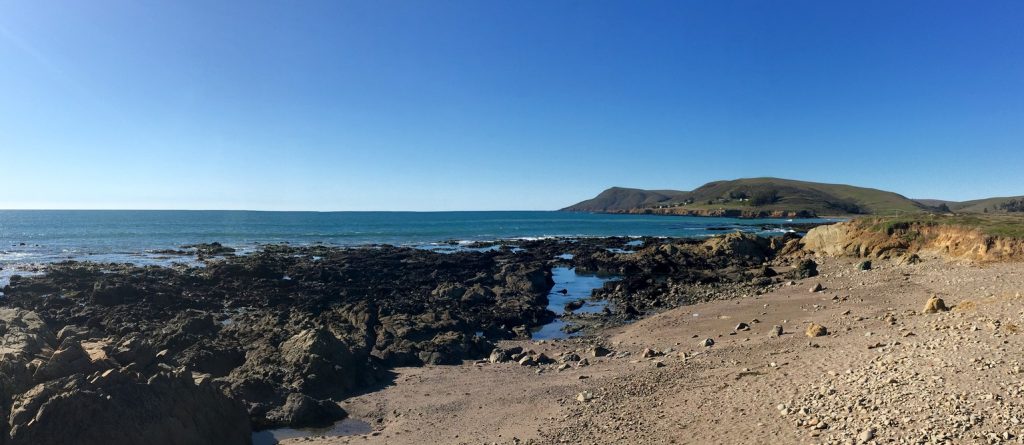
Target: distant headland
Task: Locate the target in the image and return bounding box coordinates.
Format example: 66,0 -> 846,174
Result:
562,177 -> 1024,218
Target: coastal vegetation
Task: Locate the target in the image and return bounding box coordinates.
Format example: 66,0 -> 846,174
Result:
868,213 -> 1024,239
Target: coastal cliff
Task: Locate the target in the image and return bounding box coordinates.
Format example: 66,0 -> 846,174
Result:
801,216 -> 1024,261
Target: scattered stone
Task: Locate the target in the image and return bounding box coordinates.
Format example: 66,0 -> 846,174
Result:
858,428 -> 875,443
735,322 -> 750,331
701,338 -> 715,347
805,323 -> 828,337
641,348 -> 661,358
576,391 -> 594,403
856,260 -> 872,271
922,296 -> 949,314
589,346 -> 611,357
792,259 -> 819,278
770,325 -> 784,338
560,352 -> 581,363
810,283 -> 824,293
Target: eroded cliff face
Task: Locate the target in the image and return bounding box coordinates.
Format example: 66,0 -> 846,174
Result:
800,219 -> 1024,261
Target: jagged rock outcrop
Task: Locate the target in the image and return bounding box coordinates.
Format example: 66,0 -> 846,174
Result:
8,370 -> 250,445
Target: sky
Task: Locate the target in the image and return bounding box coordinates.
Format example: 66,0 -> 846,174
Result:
1,1 -> 1022,211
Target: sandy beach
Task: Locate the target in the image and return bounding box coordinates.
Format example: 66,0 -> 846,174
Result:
291,255 -> 1024,444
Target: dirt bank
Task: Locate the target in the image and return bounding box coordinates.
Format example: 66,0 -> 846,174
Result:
801,218 -> 1024,261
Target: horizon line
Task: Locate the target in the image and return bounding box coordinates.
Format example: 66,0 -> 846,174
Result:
0,208 -> 562,213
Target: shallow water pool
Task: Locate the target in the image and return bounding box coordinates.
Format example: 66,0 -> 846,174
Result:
531,266 -> 618,340
252,418 -> 373,445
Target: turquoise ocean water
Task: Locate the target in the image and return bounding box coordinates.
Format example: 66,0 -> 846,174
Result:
0,210 -> 828,267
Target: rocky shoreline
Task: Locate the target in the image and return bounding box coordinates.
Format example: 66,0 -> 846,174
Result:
0,230 -> 826,444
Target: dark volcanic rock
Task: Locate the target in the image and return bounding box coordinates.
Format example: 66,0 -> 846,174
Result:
265,393 -> 347,428
0,308 -> 57,401
33,340 -> 103,382
0,233 -> 799,435
8,370 -> 250,445
790,258 -> 819,279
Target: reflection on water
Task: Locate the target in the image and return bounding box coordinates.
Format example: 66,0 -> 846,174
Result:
252,418 -> 373,445
531,266 -> 618,340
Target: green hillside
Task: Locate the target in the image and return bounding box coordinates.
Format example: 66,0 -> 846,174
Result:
563,177 -> 930,216
677,178 -> 928,215
561,187 -> 690,212
946,196 -> 1024,213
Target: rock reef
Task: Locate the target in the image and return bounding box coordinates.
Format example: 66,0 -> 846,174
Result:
0,232 -> 819,443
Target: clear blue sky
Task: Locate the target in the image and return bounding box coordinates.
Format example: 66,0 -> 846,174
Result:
2,1 -> 1022,210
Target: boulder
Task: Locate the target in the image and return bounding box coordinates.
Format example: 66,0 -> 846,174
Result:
90,281 -> 141,306
589,345 -> 611,357
488,348 -> 510,364
7,371 -> 251,445
0,309 -> 57,402
922,296 -> 948,314
560,352 -> 581,363
0,308 -> 57,359
279,328 -> 361,396
805,323 -> 828,337
111,335 -> 158,369
33,341 -> 103,382
264,393 -> 347,428
791,259 -> 819,279
564,299 -> 585,312
700,233 -> 773,262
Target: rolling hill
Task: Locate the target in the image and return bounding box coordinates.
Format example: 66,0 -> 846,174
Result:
563,177 -> 931,216
561,187 -> 690,212
944,196 -> 1024,213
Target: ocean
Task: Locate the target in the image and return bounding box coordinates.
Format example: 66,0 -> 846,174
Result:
0,210 -> 829,269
